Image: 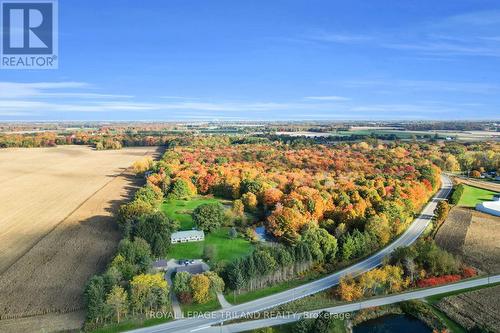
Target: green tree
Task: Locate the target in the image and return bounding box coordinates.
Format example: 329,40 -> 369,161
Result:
415,241 -> 459,275
365,214 -> 391,246
434,201 -> 450,224
168,178 -> 196,199
227,259 -> 246,293
293,319 -> 312,333
130,273 -> 169,314
118,199 -> 156,234
134,185 -> 163,207
84,275 -> 106,325
105,285 -> 128,323
204,271 -> 225,293
450,184 -> 464,204
301,226 -> 338,262
110,254 -> 136,282
173,271 -> 192,294
229,226 -> 238,239
241,192 -> 258,212
311,311 -> 333,333
116,237 -> 153,275
193,203 -> 225,232
341,235 -> 355,261
103,266 -> 122,291
203,244 -> 216,262
136,211 -> 178,257
240,178 -> 264,195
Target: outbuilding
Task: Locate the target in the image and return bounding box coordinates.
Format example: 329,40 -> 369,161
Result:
171,230 -> 205,244
476,196 -> 500,217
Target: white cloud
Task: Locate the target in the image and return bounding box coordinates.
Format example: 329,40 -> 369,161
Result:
304,96 -> 350,101
344,79 -> 500,94
299,10 -> 500,58
0,82 -> 88,98
302,32 -> 373,44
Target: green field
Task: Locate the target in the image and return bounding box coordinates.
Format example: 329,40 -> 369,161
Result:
162,196 -> 254,263
161,197 -> 223,230
457,185 -> 498,207
167,227 -> 253,263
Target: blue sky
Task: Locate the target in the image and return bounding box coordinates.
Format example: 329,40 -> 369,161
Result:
1,0 -> 500,121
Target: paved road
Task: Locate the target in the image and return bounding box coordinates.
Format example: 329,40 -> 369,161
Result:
208,274 -> 500,333
129,175 -> 453,333
449,174 -> 500,192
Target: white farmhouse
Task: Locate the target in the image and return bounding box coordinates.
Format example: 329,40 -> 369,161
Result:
171,230 -> 205,244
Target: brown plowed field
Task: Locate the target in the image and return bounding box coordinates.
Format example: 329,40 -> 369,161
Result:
437,285 -> 500,332
435,206 -> 472,254
0,146 -> 158,330
435,206 -> 500,274
461,210 -> 500,273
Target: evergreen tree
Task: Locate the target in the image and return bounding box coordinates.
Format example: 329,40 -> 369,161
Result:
84,275 -> 106,324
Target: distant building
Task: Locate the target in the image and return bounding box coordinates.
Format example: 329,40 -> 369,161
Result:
176,263 -> 207,275
171,230 -> 205,244
476,196 -> 500,217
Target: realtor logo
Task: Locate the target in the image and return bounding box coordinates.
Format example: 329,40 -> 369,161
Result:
1,0 -> 58,69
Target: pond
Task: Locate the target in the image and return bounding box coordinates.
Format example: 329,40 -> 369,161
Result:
354,314 -> 432,333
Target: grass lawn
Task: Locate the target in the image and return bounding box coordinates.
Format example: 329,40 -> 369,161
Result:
162,196 -> 254,264
181,295 -> 221,316
241,319 -> 346,333
161,196 -> 222,230
428,305 -> 467,333
91,315 -> 173,333
167,227 -> 253,263
457,185 -> 498,208
224,272 -> 323,305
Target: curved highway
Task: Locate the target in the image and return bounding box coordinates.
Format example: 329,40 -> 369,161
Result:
129,174 -> 453,333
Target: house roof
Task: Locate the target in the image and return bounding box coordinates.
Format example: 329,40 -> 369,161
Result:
176,263 -> 206,274
476,198 -> 500,217
171,230 -> 204,239
152,259 -> 168,268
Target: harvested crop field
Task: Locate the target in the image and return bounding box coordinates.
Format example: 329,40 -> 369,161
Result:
435,207 -> 500,273
437,285 -> 500,332
0,146 -> 158,330
435,207 -> 472,254
461,210 -> 500,273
